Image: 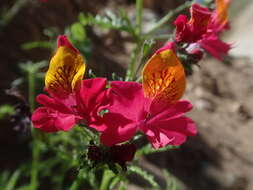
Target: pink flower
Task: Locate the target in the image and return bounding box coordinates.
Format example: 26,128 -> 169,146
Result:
173,1 -> 231,60
32,78 -> 109,132
174,4 -> 212,43
98,46 -> 197,149
32,91 -> 80,132
99,82 -> 196,149
32,35 -> 109,132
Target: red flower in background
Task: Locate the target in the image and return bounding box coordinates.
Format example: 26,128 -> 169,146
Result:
174,4 -> 212,43
174,0 -> 231,60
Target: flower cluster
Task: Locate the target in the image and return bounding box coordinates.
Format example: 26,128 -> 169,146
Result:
32,35 -> 197,151
31,1 -> 232,164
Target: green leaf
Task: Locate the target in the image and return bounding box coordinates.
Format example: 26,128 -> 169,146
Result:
15,185 -> 31,190
136,144 -> 178,157
128,166 -> 160,189
21,41 -> 54,50
0,104 -> 14,119
43,27 -> 59,38
5,169 -> 21,190
163,170 -> 181,190
79,11 -> 135,36
79,13 -> 89,26
142,39 -> 155,56
11,78 -> 24,88
109,176 -> 121,190
71,22 -> 86,41
0,171 -> 10,189
118,182 -> 127,190
19,61 -> 47,74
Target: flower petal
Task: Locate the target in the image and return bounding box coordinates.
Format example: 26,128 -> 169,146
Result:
77,78 -> 107,110
108,81 -> 147,121
142,48 -> 186,103
140,116 -> 197,148
32,107 -> 77,132
174,14 -> 191,43
32,107 -> 76,133
215,0 -> 230,29
76,78 -> 110,130
36,94 -> 72,114
100,113 -> 137,146
189,4 -> 212,41
98,81 -> 147,146
45,35 -> 86,96
199,34 -> 231,60
149,100 -> 193,120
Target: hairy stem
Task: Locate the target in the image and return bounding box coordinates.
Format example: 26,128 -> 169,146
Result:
28,70 -> 39,190
99,170 -> 115,190
69,174 -> 83,190
135,0 -> 143,35
125,42 -> 142,81
28,72 -> 35,112
125,0 -> 143,81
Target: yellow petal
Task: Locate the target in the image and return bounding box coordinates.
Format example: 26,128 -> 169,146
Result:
45,38 -> 85,94
216,0 -> 230,26
142,49 -> 185,103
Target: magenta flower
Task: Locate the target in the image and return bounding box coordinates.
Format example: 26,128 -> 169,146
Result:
100,82 -> 196,149
174,1 -> 231,60
174,4 -> 212,43
32,35 -> 109,132
98,46 -> 197,149
32,78 -> 109,132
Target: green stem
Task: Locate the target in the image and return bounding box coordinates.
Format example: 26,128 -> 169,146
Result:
146,1 -> 192,34
30,137 -> 39,190
28,72 -> 35,112
135,0 -> 143,35
124,0 -> 143,81
125,42 -> 142,81
133,41 -> 154,79
28,70 -> 40,190
69,174 -> 83,190
0,0 -> 28,29
143,34 -> 174,40
99,170 -> 115,190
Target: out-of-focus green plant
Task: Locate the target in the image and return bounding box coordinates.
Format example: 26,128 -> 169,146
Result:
0,105 -> 14,120
0,0 -> 28,30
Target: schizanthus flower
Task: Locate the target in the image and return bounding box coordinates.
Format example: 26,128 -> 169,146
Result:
98,44 -> 197,149
174,0 -> 231,60
32,35 -> 109,132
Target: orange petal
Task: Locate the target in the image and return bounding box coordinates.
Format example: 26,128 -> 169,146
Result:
45,35 -> 86,94
216,0 -> 230,27
142,49 -> 186,103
